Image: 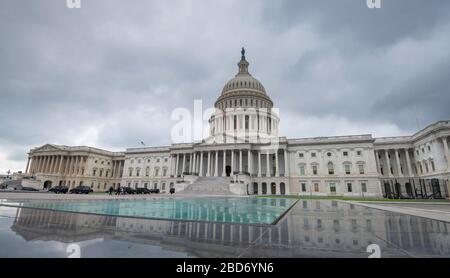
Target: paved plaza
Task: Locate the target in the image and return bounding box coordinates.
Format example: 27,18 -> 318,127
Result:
1,192 -> 450,258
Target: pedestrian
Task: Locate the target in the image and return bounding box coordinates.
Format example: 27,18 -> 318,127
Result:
108,186 -> 114,195
116,185 -> 121,195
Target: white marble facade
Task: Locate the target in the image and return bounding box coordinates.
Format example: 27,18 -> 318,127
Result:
25,50 -> 450,198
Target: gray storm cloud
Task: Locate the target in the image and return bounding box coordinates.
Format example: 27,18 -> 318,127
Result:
1,0 -> 450,172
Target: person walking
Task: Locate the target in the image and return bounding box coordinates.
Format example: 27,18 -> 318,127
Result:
108,186 -> 114,195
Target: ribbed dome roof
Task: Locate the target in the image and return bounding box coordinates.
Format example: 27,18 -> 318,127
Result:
220,48 -> 267,96
222,75 -> 266,95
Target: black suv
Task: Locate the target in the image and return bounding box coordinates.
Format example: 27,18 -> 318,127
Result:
149,188 -> 160,194
49,186 -> 69,194
69,186 -> 93,194
123,187 -> 136,194
136,188 -> 151,194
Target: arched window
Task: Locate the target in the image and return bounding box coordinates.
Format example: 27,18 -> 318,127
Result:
328,162 -> 334,175
343,162 -> 351,175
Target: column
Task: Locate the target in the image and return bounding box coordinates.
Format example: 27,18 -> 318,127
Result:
258,151 -> 262,177
442,137 -> 450,170
403,149 -> 411,177
222,150 -> 226,177
214,150 -> 219,177
175,154 -> 179,177
49,156 -> 56,174
192,152 -> 196,174
384,150 -> 392,177
395,149 -> 403,177
182,154 -> 186,175
199,152 -> 204,177
43,156 -> 49,173
231,150 -> 234,174
239,150 -> 242,172
206,152 -> 211,176
275,150 -> 279,177
284,149 -> 289,177
374,150 -> 381,174
189,153 -> 193,173
25,157 -> 31,174
266,150 -> 270,177
248,150 -> 251,174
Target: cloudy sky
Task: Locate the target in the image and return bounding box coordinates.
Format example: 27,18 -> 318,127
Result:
1,0 -> 450,173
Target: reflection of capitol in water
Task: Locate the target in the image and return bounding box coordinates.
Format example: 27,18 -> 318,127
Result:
10,201 -> 450,257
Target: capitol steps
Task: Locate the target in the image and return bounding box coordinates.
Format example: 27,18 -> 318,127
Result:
180,176 -> 233,195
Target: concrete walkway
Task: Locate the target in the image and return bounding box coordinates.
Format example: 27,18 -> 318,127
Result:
345,201 -> 450,223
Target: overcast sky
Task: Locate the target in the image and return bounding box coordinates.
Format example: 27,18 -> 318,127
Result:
1,0 -> 450,173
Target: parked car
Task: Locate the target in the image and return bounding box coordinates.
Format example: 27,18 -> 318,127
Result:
69,186 -> 93,194
136,188 -> 151,194
123,187 -> 136,194
49,185 -> 69,194
22,187 -> 39,192
149,188 -> 160,194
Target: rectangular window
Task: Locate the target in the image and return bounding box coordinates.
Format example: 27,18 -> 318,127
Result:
329,182 -> 336,193
312,165 -> 318,175
311,152 -> 316,158
358,164 -> 365,174
361,182 -> 367,193
314,183 -> 319,192
357,151 -> 362,156
299,165 -> 305,176
345,164 -> 351,175
299,153 -> 304,158
343,151 -> 348,156
347,183 -> 353,192
301,183 -> 306,192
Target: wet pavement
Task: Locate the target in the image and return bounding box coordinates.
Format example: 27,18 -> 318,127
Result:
0,198 -> 449,258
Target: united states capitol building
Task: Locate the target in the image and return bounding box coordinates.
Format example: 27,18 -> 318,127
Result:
22,49 -> 450,198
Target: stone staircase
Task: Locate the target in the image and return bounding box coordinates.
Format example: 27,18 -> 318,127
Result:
180,176 -> 233,195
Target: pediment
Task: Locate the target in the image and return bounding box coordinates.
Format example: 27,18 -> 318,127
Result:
34,144 -> 62,152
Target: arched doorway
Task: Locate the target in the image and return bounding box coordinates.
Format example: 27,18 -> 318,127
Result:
226,166 -> 231,176
280,183 -> 286,195
43,180 -> 52,190
253,183 -> 258,195
271,183 -> 276,195
262,183 -> 267,195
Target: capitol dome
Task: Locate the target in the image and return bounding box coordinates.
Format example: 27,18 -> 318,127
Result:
214,48 -> 273,109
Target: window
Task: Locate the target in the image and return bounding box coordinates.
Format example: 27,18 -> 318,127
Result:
343,151 -> 348,156
163,168 -> 167,176
93,169 -> 97,176
301,183 -> 306,192
156,158 -> 160,163
136,168 -> 140,177
154,168 -> 159,176
347,183 -> 353,192
344,164 -> 351,175
314,183 -> 319,192
138,159 -> 141,163
361,182 -> 367,193
328,162 -> 334,175
358,164 -> 365,174
128,168 -> 133,177
299,165 -> 305,176
146,167 -> 150,176
329,182 -> 336,193
428,145 -> 431,151
327,152 -> 332,157
356,150 -> 362,156
299,153 -> 304,158
312,165 -> 318,175
311,152 -> 316,158
131,160 -> 134,164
